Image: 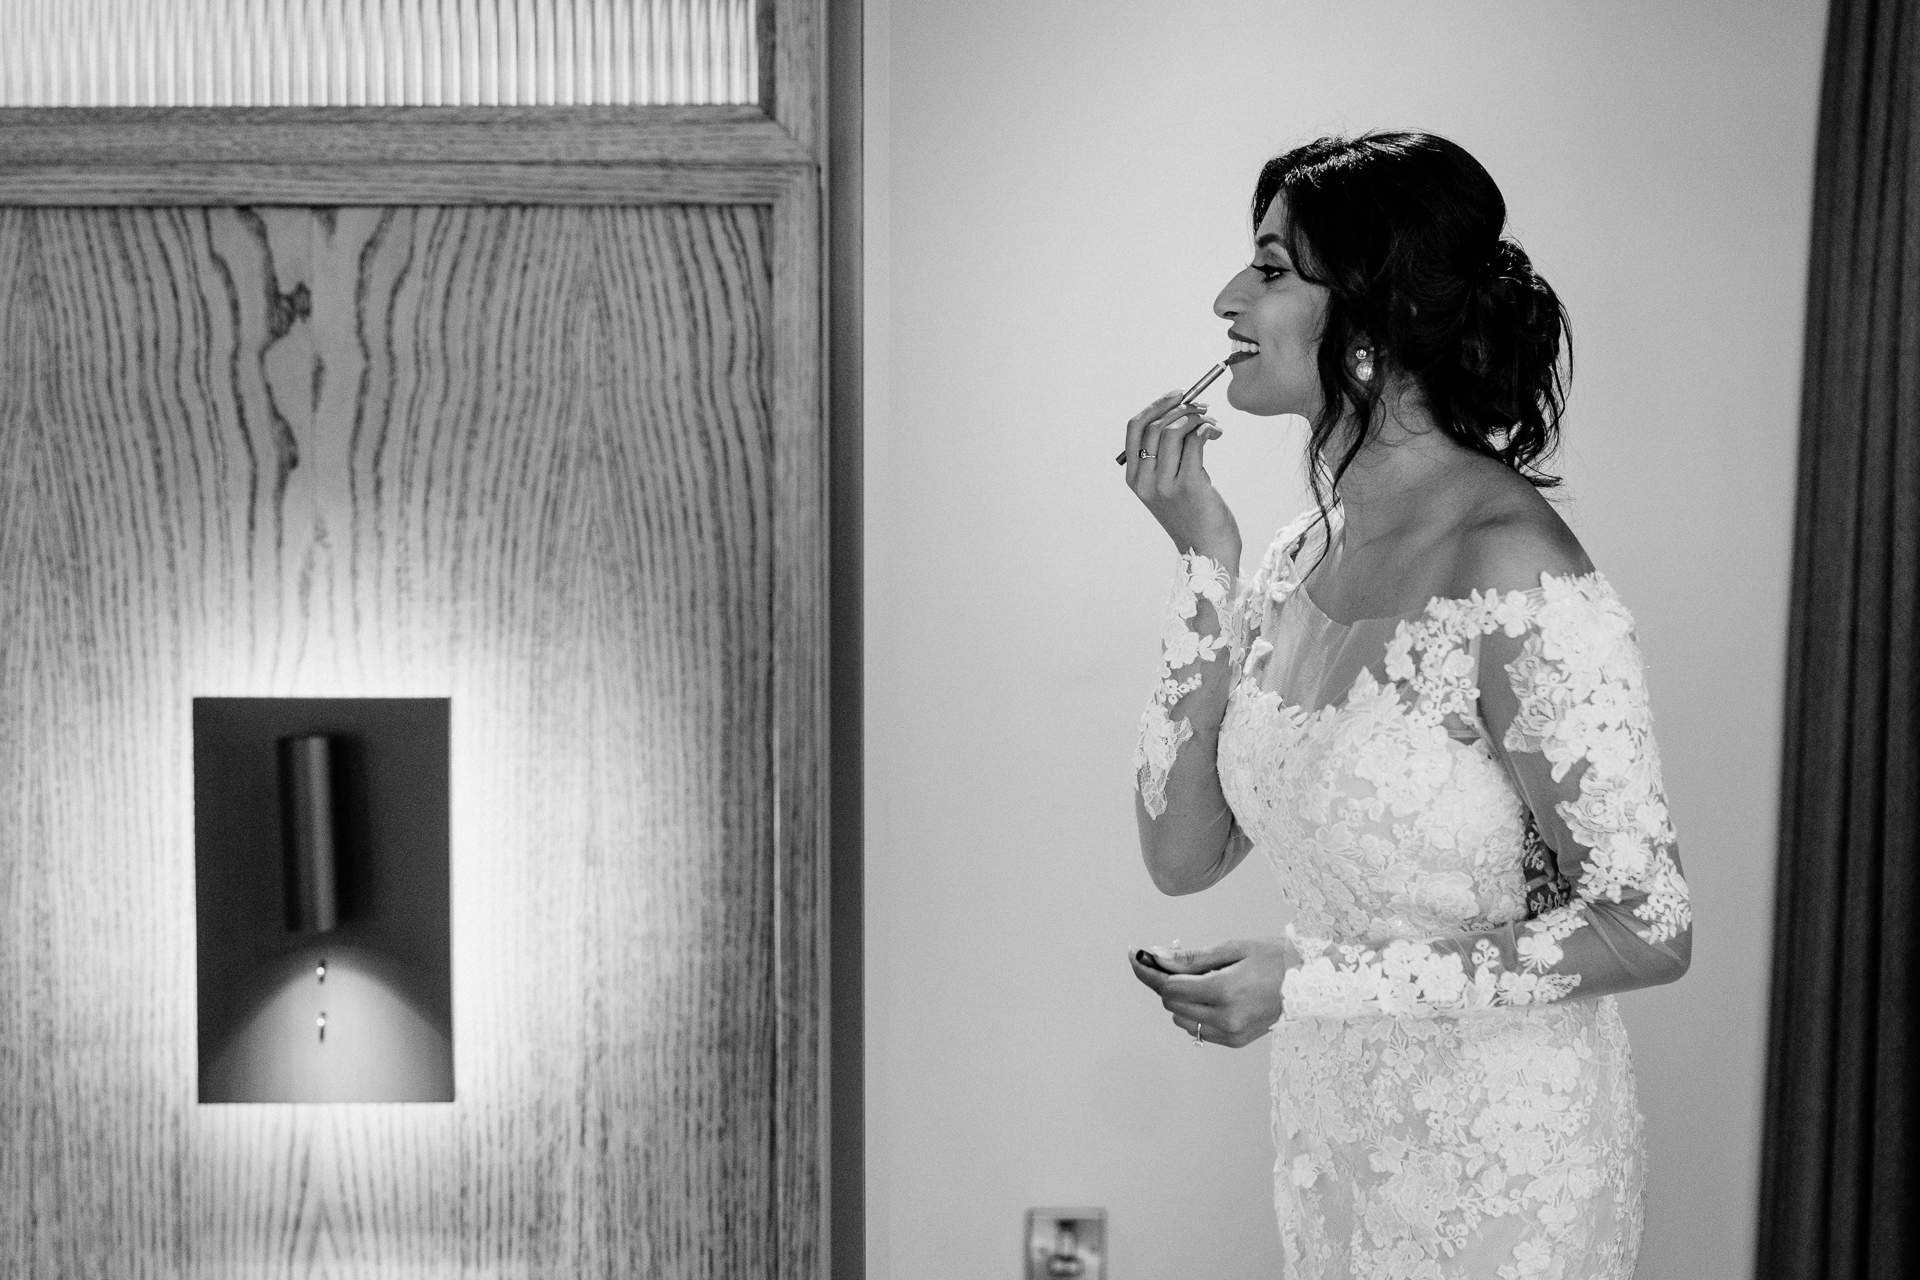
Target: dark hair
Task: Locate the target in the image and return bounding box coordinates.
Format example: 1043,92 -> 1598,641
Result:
1251,130 -> 1570,557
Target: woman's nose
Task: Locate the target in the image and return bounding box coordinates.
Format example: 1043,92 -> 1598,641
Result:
1213,270 -> 1251,320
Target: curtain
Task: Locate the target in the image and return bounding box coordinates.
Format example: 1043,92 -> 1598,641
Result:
1758,1 -> 1920,1277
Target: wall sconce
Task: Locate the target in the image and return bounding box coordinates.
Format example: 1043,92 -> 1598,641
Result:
279,734 -> 340,935
194,697 -> 452,1103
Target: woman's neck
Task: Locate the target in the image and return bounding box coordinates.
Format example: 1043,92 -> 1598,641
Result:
1325,395 -> 1487,548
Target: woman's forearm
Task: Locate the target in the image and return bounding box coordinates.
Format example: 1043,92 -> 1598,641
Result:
1134,728 -> 1241,893
1132,552 -> 1247,894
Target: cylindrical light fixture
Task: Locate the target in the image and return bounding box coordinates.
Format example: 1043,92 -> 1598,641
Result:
279,734 -> 339,933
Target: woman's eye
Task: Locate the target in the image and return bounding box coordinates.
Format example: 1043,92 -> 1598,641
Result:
1249,263 -> 1288,281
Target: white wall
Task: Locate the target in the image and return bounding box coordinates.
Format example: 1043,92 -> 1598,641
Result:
864,2 -> 1826,1275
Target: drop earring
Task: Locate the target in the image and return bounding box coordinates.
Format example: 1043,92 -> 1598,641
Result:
1354,347 -> 1374,382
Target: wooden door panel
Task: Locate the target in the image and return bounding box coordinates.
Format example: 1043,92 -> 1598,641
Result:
0,203 -> 776,1277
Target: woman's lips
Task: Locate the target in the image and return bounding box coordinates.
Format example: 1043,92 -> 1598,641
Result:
1225,349 -> 1257,365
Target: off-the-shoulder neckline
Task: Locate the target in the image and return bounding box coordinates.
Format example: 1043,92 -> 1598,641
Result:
1279,506 -> 1607,628
1295,578 -> 1591,629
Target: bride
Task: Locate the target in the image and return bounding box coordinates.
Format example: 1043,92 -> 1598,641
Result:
1122,131 -> 1691,1278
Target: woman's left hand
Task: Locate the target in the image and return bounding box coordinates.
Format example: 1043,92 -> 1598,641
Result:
1128,937 -> 1297,1048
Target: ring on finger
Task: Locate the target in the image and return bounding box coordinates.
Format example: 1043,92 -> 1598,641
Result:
1189,1020 -> 1204,1047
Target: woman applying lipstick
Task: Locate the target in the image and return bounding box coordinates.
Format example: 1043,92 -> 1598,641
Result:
1121,131 -> 1691,1278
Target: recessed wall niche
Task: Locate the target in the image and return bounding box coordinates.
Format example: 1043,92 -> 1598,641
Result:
193,697 -> 452,1103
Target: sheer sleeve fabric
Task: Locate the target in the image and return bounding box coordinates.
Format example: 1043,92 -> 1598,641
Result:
1132,552 -> 1248,818
1278,573 -> 1692,1019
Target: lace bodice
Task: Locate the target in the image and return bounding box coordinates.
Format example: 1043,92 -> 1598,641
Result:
1138,505 -> 1691,1017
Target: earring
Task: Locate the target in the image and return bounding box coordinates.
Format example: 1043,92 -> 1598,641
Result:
1354,348 -> 1374,382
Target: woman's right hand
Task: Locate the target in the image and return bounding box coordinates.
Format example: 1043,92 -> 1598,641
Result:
1124,390 -> 1241,566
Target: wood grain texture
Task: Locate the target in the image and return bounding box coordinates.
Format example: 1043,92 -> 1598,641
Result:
0,106 -> 809,166
769,167 -> 827,1280
0,162 -> 809,208
766,0 -> 822,155
0,201 -> 818,1277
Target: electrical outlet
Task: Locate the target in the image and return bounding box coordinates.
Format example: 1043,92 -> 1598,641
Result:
1025,1208 -> 1105,1279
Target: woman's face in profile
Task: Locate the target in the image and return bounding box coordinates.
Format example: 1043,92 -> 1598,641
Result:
1213,194 -> 1331,420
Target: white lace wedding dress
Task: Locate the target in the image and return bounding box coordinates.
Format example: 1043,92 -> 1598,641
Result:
1134,506 -> 1692,1280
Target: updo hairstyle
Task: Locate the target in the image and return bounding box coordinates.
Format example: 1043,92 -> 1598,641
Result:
1251,130 -> 1571,538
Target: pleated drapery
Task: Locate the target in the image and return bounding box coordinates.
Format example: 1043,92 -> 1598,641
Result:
1758,1 -> 1920,1277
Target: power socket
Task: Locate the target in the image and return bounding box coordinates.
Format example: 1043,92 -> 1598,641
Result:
1025,1208 -> 1105,1279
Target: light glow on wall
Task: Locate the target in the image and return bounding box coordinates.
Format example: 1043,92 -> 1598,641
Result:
0,0 -> 759,106
201,944 -> 454,1103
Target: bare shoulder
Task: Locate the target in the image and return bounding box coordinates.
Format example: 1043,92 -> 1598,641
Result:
1442,486 -> 1595,599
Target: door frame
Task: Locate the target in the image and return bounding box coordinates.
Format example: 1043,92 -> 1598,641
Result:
0,0 -> 856,1275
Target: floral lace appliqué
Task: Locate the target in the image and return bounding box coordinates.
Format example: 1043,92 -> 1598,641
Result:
1280,920 -> 1583,1019
1132,551 -> 1245,818
1500,576 -> 1690,945
1274,571 -> 1691,1020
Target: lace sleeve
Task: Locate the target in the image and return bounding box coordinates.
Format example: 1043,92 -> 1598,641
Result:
1132,552 -> 1248,819
1278,573 -> 1692,1019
